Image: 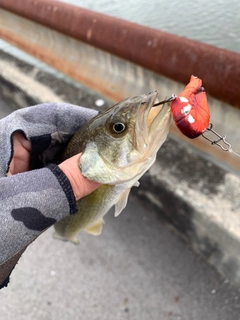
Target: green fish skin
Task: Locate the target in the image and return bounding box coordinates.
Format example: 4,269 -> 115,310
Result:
53,91 -> 171,244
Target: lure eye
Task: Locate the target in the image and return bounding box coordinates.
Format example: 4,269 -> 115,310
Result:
112,122 -> 126,133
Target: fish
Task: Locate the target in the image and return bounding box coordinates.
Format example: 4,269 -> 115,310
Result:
53,91 -> 171,244
171,75 -> 210,138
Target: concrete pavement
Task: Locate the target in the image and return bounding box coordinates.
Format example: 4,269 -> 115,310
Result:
1,194 -> 240,320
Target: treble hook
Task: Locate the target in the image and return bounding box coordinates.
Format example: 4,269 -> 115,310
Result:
202,123 -> 240,157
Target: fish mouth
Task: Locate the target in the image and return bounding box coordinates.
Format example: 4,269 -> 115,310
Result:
147,92 -> 164,127
135,91 -> 172,152
147,92 -> 175,126
143,91 -> 172,133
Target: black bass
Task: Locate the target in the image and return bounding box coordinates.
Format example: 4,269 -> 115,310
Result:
53,91 -> 171,243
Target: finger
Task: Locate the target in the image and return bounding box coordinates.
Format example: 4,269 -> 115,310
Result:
7,132 -> 32,176
58,154 -> 101,200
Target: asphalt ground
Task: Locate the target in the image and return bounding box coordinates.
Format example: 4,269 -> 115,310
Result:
1,192 -> 240,320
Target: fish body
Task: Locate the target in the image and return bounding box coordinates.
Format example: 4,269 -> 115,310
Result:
54,91 -> 171,243
171,75 -> 210,138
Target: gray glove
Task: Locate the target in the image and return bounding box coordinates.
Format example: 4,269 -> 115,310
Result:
0,102 -> 97,289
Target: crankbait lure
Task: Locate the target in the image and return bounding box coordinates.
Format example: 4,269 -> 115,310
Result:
170,75 -> 210,139
154,76 -> 239,157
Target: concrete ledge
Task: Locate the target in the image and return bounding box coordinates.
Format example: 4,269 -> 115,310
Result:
0,50 -> 108,110
134,138 -> 240,286
1,50 -> 240,288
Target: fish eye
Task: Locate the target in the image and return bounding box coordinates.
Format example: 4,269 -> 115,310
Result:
112,122 -> 126,133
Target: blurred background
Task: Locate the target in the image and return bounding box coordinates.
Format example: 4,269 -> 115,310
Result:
60,0 -> 240,52
1,0 -> 239,61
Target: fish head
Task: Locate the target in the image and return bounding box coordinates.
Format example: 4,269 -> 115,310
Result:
80,91 -> 171,184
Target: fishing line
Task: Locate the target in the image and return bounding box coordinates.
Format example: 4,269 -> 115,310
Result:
153,94 -> 176,107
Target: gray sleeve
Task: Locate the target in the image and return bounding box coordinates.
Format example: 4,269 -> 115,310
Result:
0,164 -> 77,288
0,102 -> 98,176
0,164 -> 77,264
0,102 -> 98,289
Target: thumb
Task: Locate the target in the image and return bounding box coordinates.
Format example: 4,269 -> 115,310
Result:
58,154 -> 101,200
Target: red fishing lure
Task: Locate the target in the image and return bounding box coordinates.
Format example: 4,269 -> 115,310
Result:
171,75 -> 210,139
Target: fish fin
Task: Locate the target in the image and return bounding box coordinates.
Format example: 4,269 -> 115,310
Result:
84,218 -> 103,236
114,188 -> 131,217
52,231 -> 79,244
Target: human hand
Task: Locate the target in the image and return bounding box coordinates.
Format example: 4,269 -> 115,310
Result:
0,102 -> 99,177
2,102 -> 101,197
7,131 -> 100,199
59,154 -> 100,200
0,102 -> 101,289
